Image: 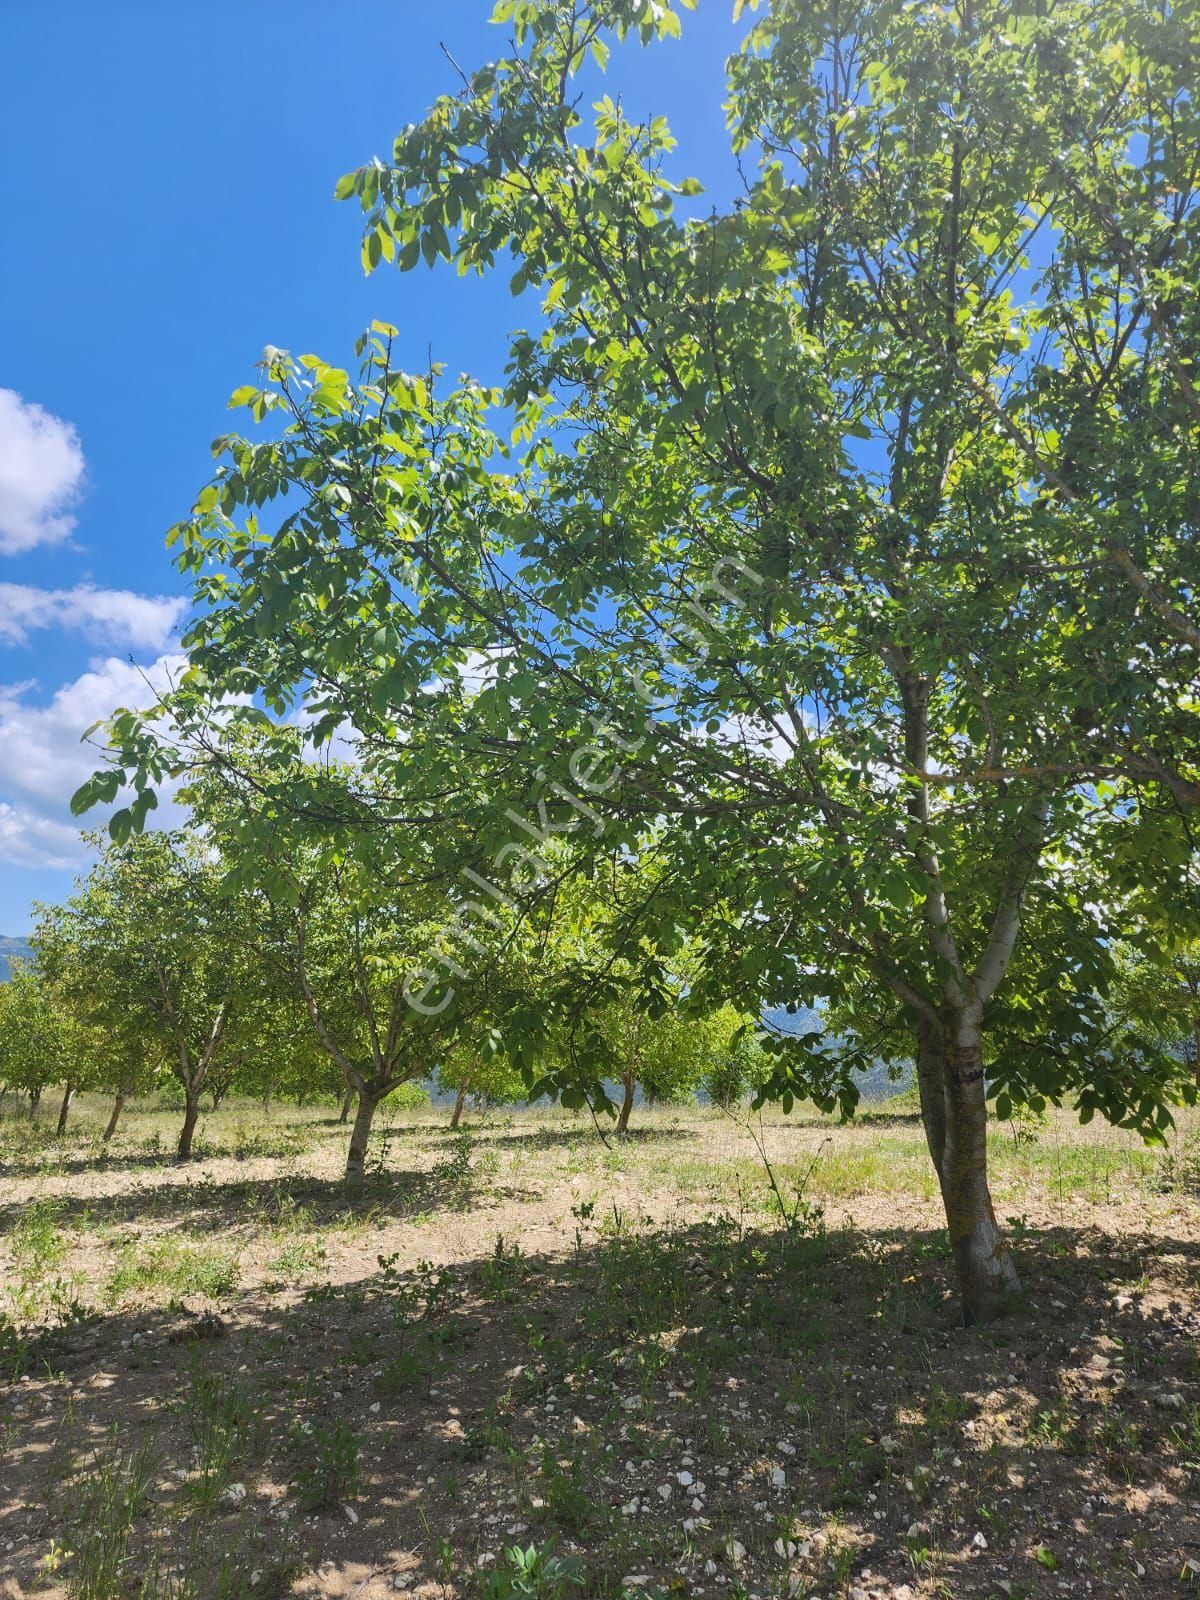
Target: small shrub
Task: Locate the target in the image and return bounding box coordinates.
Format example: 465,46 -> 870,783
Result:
480,1544 -> 583,1600
377,1348 -> 427,1396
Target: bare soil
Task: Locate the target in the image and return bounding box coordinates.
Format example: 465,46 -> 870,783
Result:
1,1097 -> 1198,1599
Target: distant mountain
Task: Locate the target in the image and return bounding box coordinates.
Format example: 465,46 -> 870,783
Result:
763,1003 -> 912,1101
0,937 -> 32,981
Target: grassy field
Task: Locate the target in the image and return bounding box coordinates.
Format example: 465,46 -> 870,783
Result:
1,1092 -> 1198,1600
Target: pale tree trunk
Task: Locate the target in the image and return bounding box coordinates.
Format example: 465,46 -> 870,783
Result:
104,1079 -> 132,1142
29,1085 -> 42,1115
615,1073 -> 635,1135
345,1088 -> 381,1189
920,1008 -> 1020,1325
56,1082 -> 74,1137
339,1087 -> 354,1124
450,1083 -> 468,1130
890,666 -> 1040,1324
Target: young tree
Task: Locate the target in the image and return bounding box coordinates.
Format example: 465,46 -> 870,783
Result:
30,900 -> 153,1139
703,1016 -> 772,1112
437,1041 -> 527,1129
58,834 -> 253,1159
571,992 -> 735,1134
81,0 -> 1200,1322
188,755 -> 517,1186
0,963 -> 71,1120
1108,941 -> 1200,1094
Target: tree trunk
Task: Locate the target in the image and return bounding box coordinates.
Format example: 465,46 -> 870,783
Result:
914,1019 -> 948,1177
931,1014 -> 1020,1325
29,1085 -> 42,1115
104,1083 -> 130,1142
339,1087 -> 354,1124
345,1089 -> 380,1188
262,1092 -> 271,1118
178,1094 -> 202,1161
615,1074 -> 635,1135
450,1083 -> 468,1130
56,1082 -> 74,1137
1194,1018 -> 1199,1093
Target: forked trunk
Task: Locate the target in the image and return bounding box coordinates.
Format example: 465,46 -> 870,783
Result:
923,1012 -> 1020,1325
178,1095 -> 202,1161
56,1082 -> 74,1137
450,1083 -> 468,1130
615,1074 -> 635,1135
345,1089 -> 380,1188
104,1082 -> 130,1142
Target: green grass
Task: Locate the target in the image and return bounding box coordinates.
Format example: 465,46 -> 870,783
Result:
105,1238 -> 240,1307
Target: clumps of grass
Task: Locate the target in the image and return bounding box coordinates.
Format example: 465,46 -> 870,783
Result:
289,1419 -> 359,1512
530,1445 -> 596,1536
167,1364 -> 265,1514
264,1234 -> 325,1284
1154,1135 -> 1200,1195
135,1525 -> 302,1600
65,1438 -> 157,1600
105,1238 -> 240,1308
5,1197 -> 86,1329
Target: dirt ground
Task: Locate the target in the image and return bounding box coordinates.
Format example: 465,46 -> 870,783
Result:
1,1094 -> 1198,1599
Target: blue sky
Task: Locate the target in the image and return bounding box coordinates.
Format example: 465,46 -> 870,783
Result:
0,1 -> 744,933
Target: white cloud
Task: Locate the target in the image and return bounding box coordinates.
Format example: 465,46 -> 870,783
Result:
0,583 -> 186,651
0,389 -> 86,554
712,711 -> 795,764
0,654 -> 186,870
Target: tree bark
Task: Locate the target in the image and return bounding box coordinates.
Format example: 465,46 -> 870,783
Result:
450,1083 -> 468,1130
178,1094 -> 202,1161
338,1087 -> 354,1124
104,1082 -> 130,1142
56,1082 -> 74,1137
914,1019 -> 948,1177
345,1089 -> 380,1188
934,1013 -> 1020,1325
29,1085 -> 42,1115
615,1074 -> 635,1135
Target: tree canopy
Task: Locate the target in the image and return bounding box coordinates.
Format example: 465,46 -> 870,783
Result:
77,0 -> 1200,1321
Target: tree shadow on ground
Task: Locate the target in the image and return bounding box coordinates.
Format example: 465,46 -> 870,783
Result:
445,1122 -> 694,1151
3,1209 -> 1198,1600
0,1161 -> 544,1238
